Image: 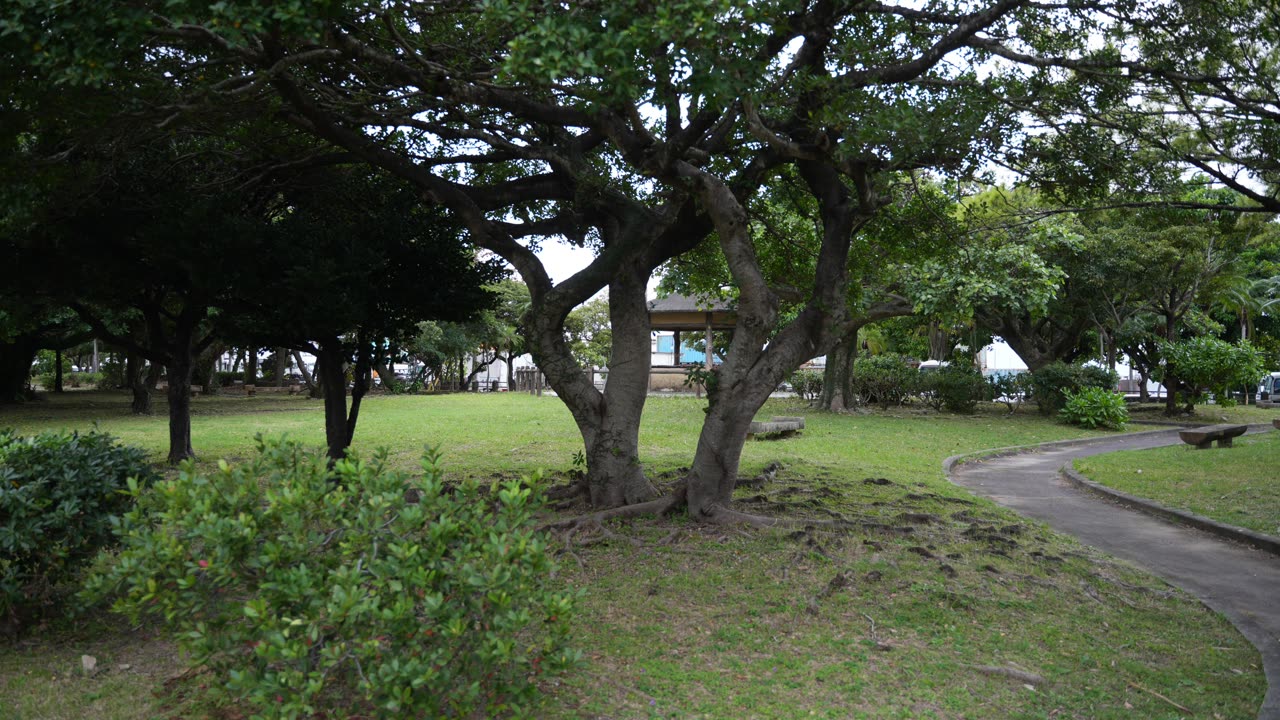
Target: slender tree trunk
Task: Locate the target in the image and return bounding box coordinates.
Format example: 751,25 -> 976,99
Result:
244,350 -> 258,386
165,347 -> 196,464
1138,369 -> 1151,403
293,350 -> 319,396
54,349 -> 64,393
346,333 -> 372,447
314,341 -> 350,460
231,349 -> 243,374
0,336 -> 39,403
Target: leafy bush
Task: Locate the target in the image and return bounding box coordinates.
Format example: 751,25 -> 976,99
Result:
1060,387 -> 1129,429
1158,337 -> 1264,408
849,354 -> 914,407
1030,362 -> 1116,415
213,370 -> 242,387
89,438 -> 579,719
788,369 -> 824,401
923,364 -> 989,414
0,430 -> 157,630
65,371 -> 101,389
987,372 -> 1032,414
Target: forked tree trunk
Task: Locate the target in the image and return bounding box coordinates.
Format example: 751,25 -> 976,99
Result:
529,265 -> 657,507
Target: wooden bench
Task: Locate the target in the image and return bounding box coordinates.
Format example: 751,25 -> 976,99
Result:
747,416 -> 805,440
1273,418 -> 1280,430
1178,424 -> 1247,449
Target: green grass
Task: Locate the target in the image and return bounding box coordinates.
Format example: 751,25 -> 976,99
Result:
0,391 -> 1267,719
1126,400 -> 1280,426
1076,431 -> 1280,536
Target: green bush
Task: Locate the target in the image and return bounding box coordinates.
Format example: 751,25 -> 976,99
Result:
788,369 -> 824,401
849,354 -> 914,407
987,372 -> 1032,414
1157,337 -> 1264,408
924,364 -> 989,414
1030,362 -> 1116,415
0,430 -> 157,630
213,370 -> 242,387
89,438 -> 579,719
1060,387 -> 1129,429
65,371 -> 102,389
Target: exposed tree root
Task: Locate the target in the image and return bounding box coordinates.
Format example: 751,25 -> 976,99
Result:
539,495 -> 680,532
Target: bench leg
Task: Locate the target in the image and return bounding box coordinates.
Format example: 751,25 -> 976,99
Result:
1195,440 -> 1213,450
1217,438 -> 1233,448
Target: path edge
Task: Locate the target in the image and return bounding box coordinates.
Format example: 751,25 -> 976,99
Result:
1062,461 -> 1280,559
940,426 -> 1185,476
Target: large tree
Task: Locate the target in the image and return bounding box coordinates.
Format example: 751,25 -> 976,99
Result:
6,0 -> 1150,519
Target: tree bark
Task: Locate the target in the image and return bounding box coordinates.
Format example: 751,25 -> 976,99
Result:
820,333 -> 858,411
0,335 -> 38,404
345,332 -> 372,447
274,346 -> 288,387
314,341 -> 350,461
244,350 -> 258,386
126,352 -> 155,414
54,348 -> 64,393
165,348 -> 196,464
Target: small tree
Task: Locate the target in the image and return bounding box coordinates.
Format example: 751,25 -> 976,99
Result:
1157,337 -> 1264,410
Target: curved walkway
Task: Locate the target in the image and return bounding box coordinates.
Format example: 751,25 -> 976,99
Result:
947,428 -> 1280,720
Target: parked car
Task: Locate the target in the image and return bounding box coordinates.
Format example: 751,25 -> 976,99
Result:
1258,371 -> 1280,401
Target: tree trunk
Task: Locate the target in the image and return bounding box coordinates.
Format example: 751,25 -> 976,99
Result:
819,332 -> 859,411
193,342 -> 223,395
231,348 -> 243,374
165,349 -> 196,464
314,342 -> 350,461
54,348 -> 64,393
244,350 -> 258,386
275,346 -> 287,387
126,352 -> 155,414
1138,369 -> 1151,403
529,265 -> 657,507
345,333 -> 372,447
0,335 -> 38,403
293,349 -> 319,396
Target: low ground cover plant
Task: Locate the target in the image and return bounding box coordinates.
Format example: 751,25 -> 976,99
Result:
88,437 -> 578,719
0,429 -> 157,632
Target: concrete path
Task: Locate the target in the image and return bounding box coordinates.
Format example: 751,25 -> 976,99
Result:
948,428 -> 1280,720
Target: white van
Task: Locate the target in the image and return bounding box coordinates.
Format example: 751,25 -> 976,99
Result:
1259,372 -> 1280,402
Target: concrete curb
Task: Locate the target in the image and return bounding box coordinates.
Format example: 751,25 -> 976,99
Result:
941,426 -> 1185,475
1061,465 -> 1280,558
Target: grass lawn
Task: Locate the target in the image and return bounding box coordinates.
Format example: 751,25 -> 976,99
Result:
1075,431 -> 1280,536
0,391 -> 1266,719
1126,400 -> 1280,426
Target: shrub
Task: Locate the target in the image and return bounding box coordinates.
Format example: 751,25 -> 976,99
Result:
0,430 -> 157,630
849,354 -> 914,407
987,372 -> 1032,414
1060,387 -> 1129,429
1030,362 -> 1116,415
213,370 -> 242,387
788,369 -> 824,401
88,438 -> 579,719
924,364 -> 989,414
65,371 -> 102,389
1157,337 -> 1264,408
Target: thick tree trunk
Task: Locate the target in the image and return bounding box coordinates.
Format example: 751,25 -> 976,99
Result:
126,353 -> 155,414
274,347 -> 288,387
165,351 -> 196,464
819,332 -> 859,411
927,321 -> 950,361
0,336 -> 38,403
315,342 -> 350,461
529,265 -> 657,507
244,351 -> 258,386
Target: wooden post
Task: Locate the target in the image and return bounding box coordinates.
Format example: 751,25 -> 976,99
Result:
536,371 -> 543,397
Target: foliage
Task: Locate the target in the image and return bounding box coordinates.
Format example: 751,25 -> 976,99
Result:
787,369 -> 824,402
88,438 -> 578,719
1030,362 -> 1116,416
0,429 -> 157,629
987,372 -> 1033,414
564,298 -> 611,369
849,354 -> 915,408
1059,387 -> 1129,430
1157,337 -> 1265,407
920,364 -> 989,414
